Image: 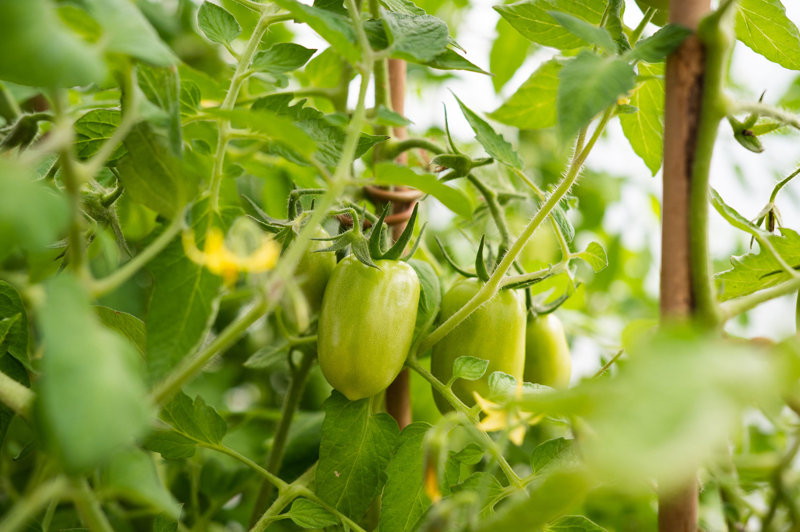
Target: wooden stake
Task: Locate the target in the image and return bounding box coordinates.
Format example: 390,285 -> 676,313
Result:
659,0 -> 709,530
385,58 -> 413,429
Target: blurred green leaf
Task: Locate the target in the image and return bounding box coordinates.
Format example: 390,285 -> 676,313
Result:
0,281 -> 28,365
452,356 -> 489,382
95,306 -> 146,357
101,448 -> 181,518
575,241 -> 608,273
81,0 -> 175,65
137,64 -> 182,156
490,17 -> 532,92
0,0 -> 107,87
531,437 -> 574,473
273,0 -> 359,64
547,515 -> 607,531
35,275 -> 153,472
0,159 -> 69,259
625,24 -> 692,63
425,49 -> 490,74
161,390 -> 227,446
491,59 -> 561,130
373,162 -> 473,217
409,259 -> 441,338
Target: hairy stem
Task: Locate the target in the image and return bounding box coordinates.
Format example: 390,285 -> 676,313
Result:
0,369 -> 33,419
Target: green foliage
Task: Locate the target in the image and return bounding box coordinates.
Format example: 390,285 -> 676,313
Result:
2,0 -> 800,530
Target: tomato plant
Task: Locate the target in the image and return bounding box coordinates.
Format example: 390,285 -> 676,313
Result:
3,0 -> 800,531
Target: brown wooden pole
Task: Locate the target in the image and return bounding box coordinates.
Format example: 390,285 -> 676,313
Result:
385,58 -> 413,429
659,0 -> 709,530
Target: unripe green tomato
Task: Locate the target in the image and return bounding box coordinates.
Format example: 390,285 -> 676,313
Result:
431,278 -> 526,413
295,226 -> 337,315
523,314 -> 571,389
317,255 -> 420,401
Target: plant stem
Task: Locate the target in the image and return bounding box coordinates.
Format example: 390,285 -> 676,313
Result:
0,477 -> 68,532
468,174 -> 512,259
730,101 -> 800,130
0,369 -> 33,419
211,444 -> 290,492
72,478 -> 114,532
210,11 -> 290,210
419,110 -> 612,353
151,297 -> 267,405
382,138 -> 445,160
51,91 -> 88,278
405,357 -> 523,488
90,215 -> 183,297
249,349 -> 315,524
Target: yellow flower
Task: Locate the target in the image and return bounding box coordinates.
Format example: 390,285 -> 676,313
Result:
182,227 -> 279,285
473,385 -> 543,446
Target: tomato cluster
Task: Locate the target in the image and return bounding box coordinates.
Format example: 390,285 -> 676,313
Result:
302,236 -> 572,406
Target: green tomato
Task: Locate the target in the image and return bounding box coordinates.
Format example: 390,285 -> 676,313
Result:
283,226 -> 337,333
523,314 -> 571,389
296,226 -> 337,315
317,255 -> 420,401
431,278 -> 526,413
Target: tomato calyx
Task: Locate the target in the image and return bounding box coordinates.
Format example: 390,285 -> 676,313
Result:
367,202 -> 422,262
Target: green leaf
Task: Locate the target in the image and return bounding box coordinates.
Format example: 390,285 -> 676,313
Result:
604,0 -> 629,53
531,437 -> 573,473
116,124 -> 188,218
714,232 -> 800,302
490,17 -> 533,92
379,422 -> 431,532
101,448 -> 181,518
145,202 -> 224,383
557,51 -> 636,140
253,43 -> 317,73
425,49 -> 489,74
409,260 -> 441,338
137,64 -> 183,156
380,0 -> 426,16
0,281 -> 28,365
81,0 -> 175,66
272,0 -> 359,64
495,0 -> 606,50
547,515 -> 607,531
373,162 -> 473,218
197,1 -> 241,45
160,391 -> 228,446
143,429 -> 197,460
289,499 -> 339,529
0,159 -> 69,259
74,109 -> 125,161
735,0 -> 800,70
243,338 -> 291,369
478,470 -> 590,531
207,108 -> 315,157
35,275 -> 153,473
548,11 -> 615,52
452,443 -> 485,465
453,94 -> 523,169
620,62 -> 665,175
452,356 -> 489,381
0,0 -> 107,87
575,241 -> 608,272
490,59 -> 561,130
383,12 -> 449,62
95,306 -> 146,357
551,202 -> 575,242
316,391 -> 399,520
626,24 -> 692,63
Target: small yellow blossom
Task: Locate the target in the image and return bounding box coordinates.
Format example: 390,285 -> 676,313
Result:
473,385 -> 543,446
423,459 -> 442,503
182,227 -> 279,285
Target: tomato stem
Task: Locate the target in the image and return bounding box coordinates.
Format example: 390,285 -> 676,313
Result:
0,476 -> 68,532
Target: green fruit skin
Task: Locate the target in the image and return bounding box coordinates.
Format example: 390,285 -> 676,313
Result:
296,227 -> 337,315
431,278 -> 526,413
523,314 -> 571,389
317,255 -> 420,401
